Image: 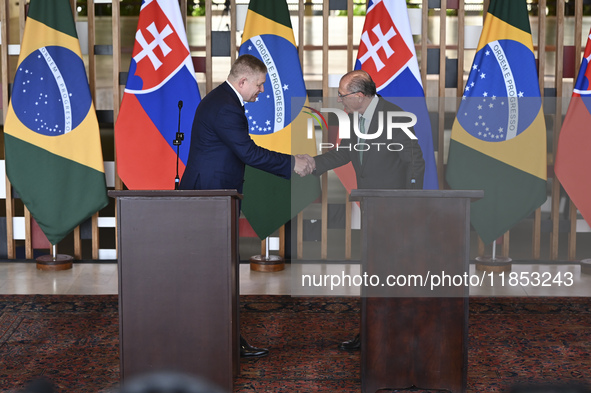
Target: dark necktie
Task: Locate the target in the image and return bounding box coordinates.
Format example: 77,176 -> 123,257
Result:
359,116 -> 366,163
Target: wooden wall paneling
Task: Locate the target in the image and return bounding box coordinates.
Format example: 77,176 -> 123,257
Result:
180,0 -> 187,28
25,207 -> 32,258
205,0 -> 212,93
456,0 -> 465,99
298,0 -> 304,67
550,0 -> 565,260
113,0 -> 123,191
230,0 -> 236,63
297,209 -> 303,259
19,0 -> 25,40
2,0 -> 14,258
321,0 -> 329,260
88,1 -> 96,99
437,0 -> 446,190
420,0 -> 428,89
502,231 -> 509,258
533,0 -> 547,260
478,236 -> 484,258
345,192 -> 351,260
347,0 -> 354,71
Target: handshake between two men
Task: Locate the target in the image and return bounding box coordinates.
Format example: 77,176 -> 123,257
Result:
293,154 -> 316,177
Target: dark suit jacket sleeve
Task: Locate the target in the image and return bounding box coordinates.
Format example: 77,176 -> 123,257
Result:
312,144 -> 352,176
216,102 -> 292,179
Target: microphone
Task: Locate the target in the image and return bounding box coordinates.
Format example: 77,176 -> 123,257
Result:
173,100 -> 184,190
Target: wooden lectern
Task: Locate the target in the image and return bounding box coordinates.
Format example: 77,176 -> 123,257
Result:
110,190 -> 242,392
349,189 -> 483,393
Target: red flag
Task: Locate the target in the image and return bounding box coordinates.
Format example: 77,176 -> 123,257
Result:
554,28 -> 591,226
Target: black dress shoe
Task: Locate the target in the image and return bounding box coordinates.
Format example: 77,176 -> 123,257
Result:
240,335 -> 269,358
339,333 -> 360,351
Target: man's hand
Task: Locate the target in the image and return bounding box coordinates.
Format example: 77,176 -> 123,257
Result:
294,154 -> 316,177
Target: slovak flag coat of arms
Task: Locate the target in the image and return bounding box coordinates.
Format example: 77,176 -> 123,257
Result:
353,0 -> 438,190
115,0 -> 201,190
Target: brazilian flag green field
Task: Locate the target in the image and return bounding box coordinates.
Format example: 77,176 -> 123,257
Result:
446,0 -> 547,244
4,0 -> 108,245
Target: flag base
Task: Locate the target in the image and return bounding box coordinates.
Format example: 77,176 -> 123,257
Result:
581,259 -> 591,275
36,254 -> 74,271
249,254 -> 284,272
475,256 -> 512,273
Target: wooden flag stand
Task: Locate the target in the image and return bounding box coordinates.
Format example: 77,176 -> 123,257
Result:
475,240 -> 512,273
581,259 -> 591,275
250,236 -> 284,272
36,245 -> 73,271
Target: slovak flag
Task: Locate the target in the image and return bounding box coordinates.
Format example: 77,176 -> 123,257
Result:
348,0 -> 438,190
554,28 -> 591,226
115,0 -> 200,190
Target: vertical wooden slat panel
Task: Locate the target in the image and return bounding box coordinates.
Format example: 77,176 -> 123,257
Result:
25,208 -> 32,258
279,225 -> 285,258
550,0 -> 565,260
205,0 -> 212,93
230,0 -> 236,63
574,0 -> 583,76
478,236 -> 484,258
437,0 -> 446,190
88,0 -> 96,100
456,0 -> 465,98
502,231 -> 510,258
345,193 -> 351,260
74,226 -> 82,260
533,0 -> 546,260
2,0 -> 13,258
297,211 -> 303,259
347,0 -> 354,71
321,0 -> 329,260
298,0 -> 304,68
180,0 -> 187,28
420,0 -> 428,88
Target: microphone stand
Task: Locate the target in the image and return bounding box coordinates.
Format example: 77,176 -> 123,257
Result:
173,100 -> 184,190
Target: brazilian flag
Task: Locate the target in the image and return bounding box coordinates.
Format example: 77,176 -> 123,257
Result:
4,0 -> 108,245
239,0 -> 320,239
445,0 -> 547,244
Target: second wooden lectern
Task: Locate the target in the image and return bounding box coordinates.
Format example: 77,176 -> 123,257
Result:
350,189 -> 482,393
110,190 -> 241,392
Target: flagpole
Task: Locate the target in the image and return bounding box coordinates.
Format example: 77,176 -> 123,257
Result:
475,239 -> 512,273
249,236 -> 285,273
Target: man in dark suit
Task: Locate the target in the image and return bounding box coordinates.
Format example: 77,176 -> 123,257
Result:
302,70 -> 426,350
305,70 -> 425,190
180,54 -> 312,358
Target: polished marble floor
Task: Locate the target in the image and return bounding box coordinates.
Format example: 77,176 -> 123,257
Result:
0,261 -> 590,297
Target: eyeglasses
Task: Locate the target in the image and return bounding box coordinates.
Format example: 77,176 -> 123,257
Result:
337,91 -> 361,98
